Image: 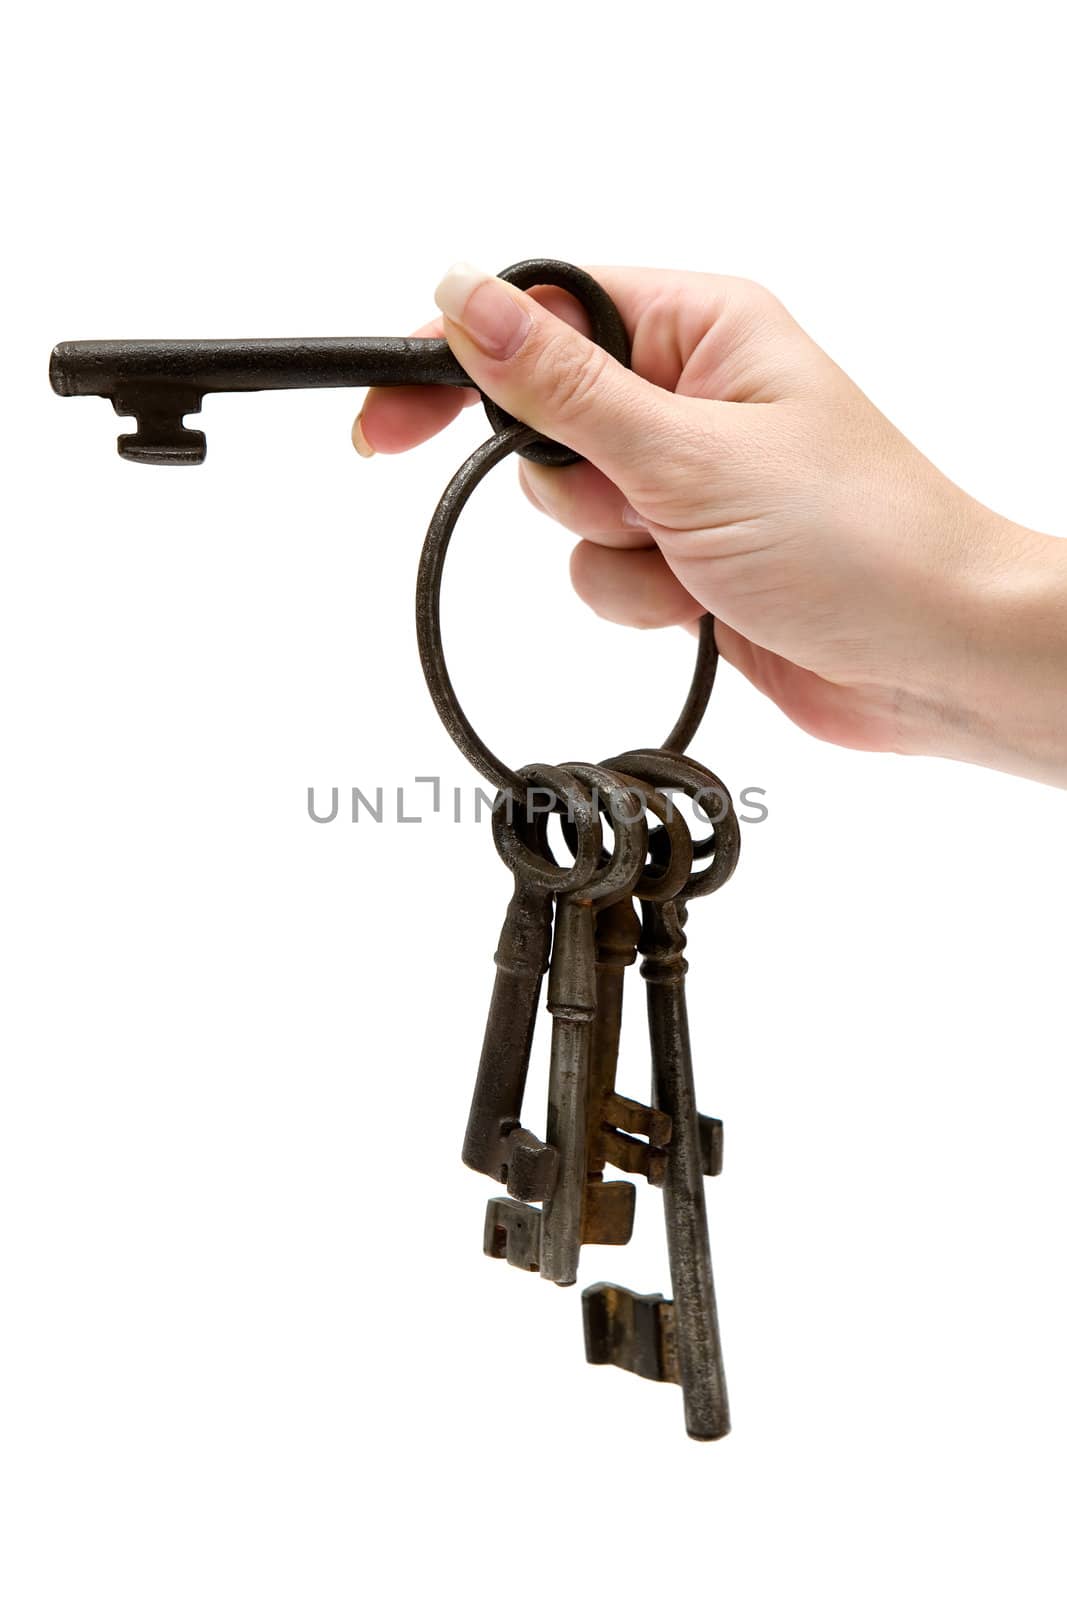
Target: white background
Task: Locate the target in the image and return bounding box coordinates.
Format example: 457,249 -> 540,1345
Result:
3,3 -> 1065,1596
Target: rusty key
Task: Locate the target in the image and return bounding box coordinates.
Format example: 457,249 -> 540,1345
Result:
483,765 -> 646,1277
463,764 -> 602,1208
585,747 -> 740,1441
537,764 -> 649,1287
580,774 -> 694,1248
48,258 -> 629,467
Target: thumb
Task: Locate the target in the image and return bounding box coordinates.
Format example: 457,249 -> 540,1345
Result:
434,262 -> 677,486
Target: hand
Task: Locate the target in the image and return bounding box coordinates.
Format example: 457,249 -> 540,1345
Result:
353,263 -> 1067,787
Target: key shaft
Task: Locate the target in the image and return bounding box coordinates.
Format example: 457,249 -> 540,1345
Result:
50,336 -> 468,397
539,764 -> 648,1287
539,896 -> 598,1284
464,767 -> 603,1202
640,896 -> 729,1440
462,872 -> 557,1201
581,776 -> 692,1210
580,896 -> 643,1245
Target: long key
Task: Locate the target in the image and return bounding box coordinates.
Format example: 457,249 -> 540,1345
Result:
538,765 -> 649,1286
463,765 -> 602,1204
591,747 -> 740,1440
48,258 -> 628,465
51,336 -> 469,463
581,775 -> 693,1246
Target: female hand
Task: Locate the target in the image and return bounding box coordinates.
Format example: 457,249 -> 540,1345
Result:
354,264 -> 1067,787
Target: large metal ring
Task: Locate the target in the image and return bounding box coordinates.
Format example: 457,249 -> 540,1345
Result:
415,424 -> 719,796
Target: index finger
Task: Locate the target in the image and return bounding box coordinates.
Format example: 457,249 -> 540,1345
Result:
353,315 -> 480,457
352,284 -> 596,457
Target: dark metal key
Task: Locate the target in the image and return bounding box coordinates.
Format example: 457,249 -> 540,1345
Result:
586,747 -> 741,1441
464,764 -> 602,1207
582,775 -> 692,1223
48,257 -> 630,466
538,764 -> 649,1287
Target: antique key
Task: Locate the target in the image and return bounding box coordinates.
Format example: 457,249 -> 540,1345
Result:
581,776 -> 692,1207
49,258 -> 629,467
50,259 -> 746,1439
462,765 -> 602,1202
584,748 -> 741,1439
484,764 -> 648,1279
558,772 -> 691,1251
538,763 -> 649,1286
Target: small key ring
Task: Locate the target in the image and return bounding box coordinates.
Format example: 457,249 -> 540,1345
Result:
491,762 -> 603,894
560,763 -> 649,909
606,748 -> 741,899
557,768 -> 694,902
416,424 -> 720,797
606,771 -> 696,903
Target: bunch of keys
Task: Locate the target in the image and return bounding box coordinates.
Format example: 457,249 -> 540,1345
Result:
469,749 -> 738,1440
50,259 -> 740,1439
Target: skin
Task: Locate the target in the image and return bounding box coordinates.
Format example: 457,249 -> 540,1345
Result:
353,267 -> 1067,788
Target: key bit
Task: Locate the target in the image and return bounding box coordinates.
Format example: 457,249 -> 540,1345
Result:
580,1179 -> 636,1247
582,1284 -> 680,1385
597,1092 -> 673,1185
485,1178 -> 639,1265
603,1091 -> 672,1149
700,1114 -> 724,1177
598,1125 -> 669,1186
502,1126 -> 559,1203
484,1198 -> 542,1273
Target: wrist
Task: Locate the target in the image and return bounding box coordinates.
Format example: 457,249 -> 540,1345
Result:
923,515 -> 1067,785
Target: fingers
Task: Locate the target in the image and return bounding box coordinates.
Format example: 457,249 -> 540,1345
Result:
354,385 -> 479,456
352,285 -> 600,457
519,459 -> 655,550
567,554 -> 893,751
353,316 -> 479,456
433,263 -> 682,490
714,622 -> 898,752
569,541 -> 704,629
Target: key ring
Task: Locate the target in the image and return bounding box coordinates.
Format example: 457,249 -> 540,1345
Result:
606,748 -> 741,898
487,260 -> 632,467
491,762 -> 603,893
415,424 -> 720,797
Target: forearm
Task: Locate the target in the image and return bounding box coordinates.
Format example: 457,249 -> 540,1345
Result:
921,517 -> 1067,787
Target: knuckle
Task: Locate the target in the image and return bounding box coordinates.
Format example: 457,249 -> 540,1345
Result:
532,333 -> 610,424
732,277 -> 798,337
726,274 -> 779,312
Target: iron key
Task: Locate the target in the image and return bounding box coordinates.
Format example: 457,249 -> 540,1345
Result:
591,747 -> 740,1440
463,764 -> 602,1204
538,764 -> 649,1286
